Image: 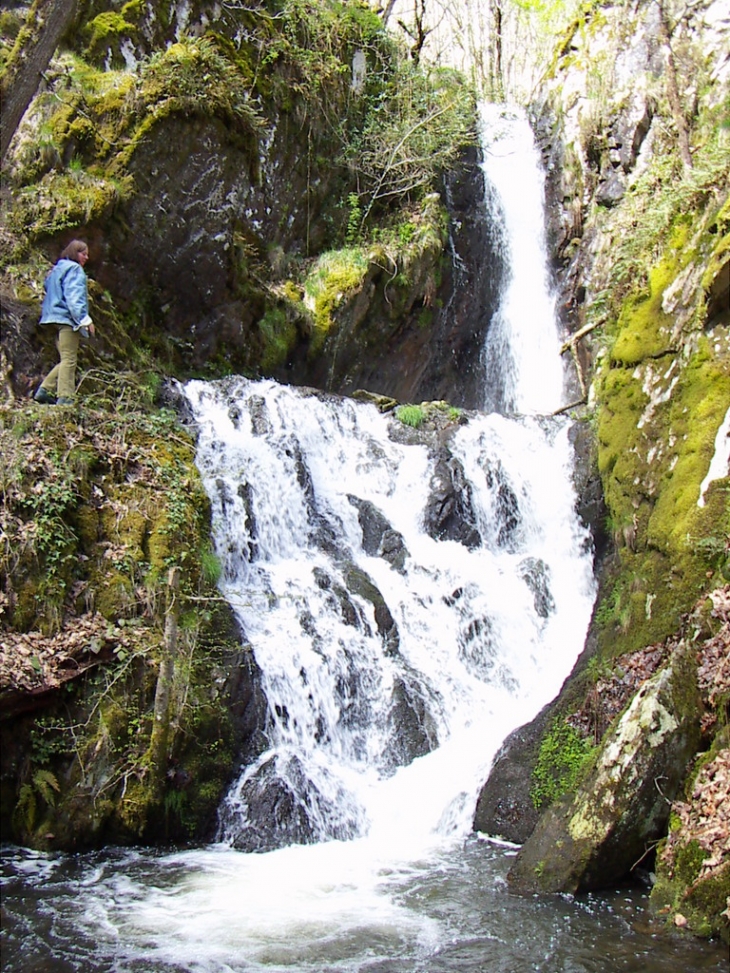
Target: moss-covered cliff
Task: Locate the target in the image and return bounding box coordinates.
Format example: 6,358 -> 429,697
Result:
477,0 -> 729,942
1,0 -> 489,405
0,385 -> 268,848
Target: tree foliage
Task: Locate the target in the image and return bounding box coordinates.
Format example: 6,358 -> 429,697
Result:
346,60 -> 476,225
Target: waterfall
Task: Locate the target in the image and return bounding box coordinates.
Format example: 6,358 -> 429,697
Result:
479,104 -> 565,416
184,377 -> 594,858
1,106 -> 597,972
178,104 -> 593,861
6,107 -> 725,973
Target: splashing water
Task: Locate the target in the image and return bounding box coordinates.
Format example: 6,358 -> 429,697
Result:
184,376 -> 595,863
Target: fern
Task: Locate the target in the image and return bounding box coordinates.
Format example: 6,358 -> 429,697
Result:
33,769 -> 60,807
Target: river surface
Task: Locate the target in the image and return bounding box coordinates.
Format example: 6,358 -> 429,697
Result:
2,106 -> 726,972
2,838 -> 727,972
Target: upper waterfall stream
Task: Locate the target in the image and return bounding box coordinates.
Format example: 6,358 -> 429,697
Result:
2,107 -> 726,973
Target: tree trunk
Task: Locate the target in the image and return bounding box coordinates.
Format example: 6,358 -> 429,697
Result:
492,0 -> 503,101
0,0 -> 78,164
381,0 -> 398,25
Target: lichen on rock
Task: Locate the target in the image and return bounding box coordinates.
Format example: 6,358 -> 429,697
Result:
507,642 -> 701,895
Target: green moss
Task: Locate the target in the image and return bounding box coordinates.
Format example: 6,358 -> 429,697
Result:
304,248 -> 369,352
594,548 -> 710,657
84,11 -> 137,56
684,863 -> 730,941
609,259 -> 678,366
652,848 -> 730,942
9,170 -> 130,239
258,307 -> 298,371
531,719 -> 597,809
593,195 -> 730,658
647,345 -> 730,552
93,568 -> 136,619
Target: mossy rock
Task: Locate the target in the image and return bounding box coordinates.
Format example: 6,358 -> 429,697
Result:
507,645 -> 701,895
652,850 -> 730,943
609,226 -> 690,366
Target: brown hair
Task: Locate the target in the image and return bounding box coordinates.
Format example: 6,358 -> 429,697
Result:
59,239 -> 89,263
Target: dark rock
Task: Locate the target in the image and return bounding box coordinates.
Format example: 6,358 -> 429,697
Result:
383,674 -> 439,773
219,643 -> 269,767
281,148 -> 506,410
486,460 -> 522,551
595,170 -> 626,207
348,495 -> 409,571
424,449 -> 481,548
473,704 -> 554,843
519,557 -> 555,619
222,753 -> 361,852
345,565 -> 400,655
568,419 -> 609,565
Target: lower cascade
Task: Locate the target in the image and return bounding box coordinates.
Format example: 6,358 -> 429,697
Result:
184,377 -> 596,860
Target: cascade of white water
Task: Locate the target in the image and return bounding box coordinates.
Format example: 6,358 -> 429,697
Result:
479,103 -> 565,416
184,375 -> 594,857
177,105 -> 595,864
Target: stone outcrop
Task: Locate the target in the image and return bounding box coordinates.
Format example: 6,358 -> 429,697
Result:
1,3 -> 501,411
507,645 -> 701,893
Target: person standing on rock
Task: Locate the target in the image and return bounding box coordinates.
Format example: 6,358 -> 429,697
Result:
34,239 -> 95,406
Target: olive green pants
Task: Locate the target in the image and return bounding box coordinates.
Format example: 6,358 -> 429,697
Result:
40,325 -> 80,401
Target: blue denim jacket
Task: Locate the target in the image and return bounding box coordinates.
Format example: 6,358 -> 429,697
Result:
39,259 -> 92,331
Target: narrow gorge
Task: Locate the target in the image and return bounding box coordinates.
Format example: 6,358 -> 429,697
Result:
0,0 -> 728,968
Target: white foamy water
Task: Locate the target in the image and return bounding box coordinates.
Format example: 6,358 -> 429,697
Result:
58,368 -> 595,970
184,379 -> 595,861
479,103 -> 565,415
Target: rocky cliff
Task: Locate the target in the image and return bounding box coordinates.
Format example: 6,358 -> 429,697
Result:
474,0 -> 729,942
1,0 -> 493,408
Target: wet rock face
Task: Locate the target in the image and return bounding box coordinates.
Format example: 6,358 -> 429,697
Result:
0,295 -> 46,398
384,675 -> 439,773
348,496 -> 409,572
221,753 -> 361,853
506,646 -> 702,894
101,111 -> 341,376
96,119 -> 499,408
423,449 -> 481,548
568,419 -> 609,565
472,706 -> 553,843
278,147 -> 505,410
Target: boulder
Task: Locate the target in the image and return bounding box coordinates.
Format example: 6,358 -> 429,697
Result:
507,644 -> 701,893
472,706 -> 554,843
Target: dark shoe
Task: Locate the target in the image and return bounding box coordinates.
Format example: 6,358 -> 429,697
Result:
34,387 -> 57,404
56,397 -> 75,406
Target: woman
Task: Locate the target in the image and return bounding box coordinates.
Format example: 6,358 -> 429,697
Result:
35,239 -> 95,406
